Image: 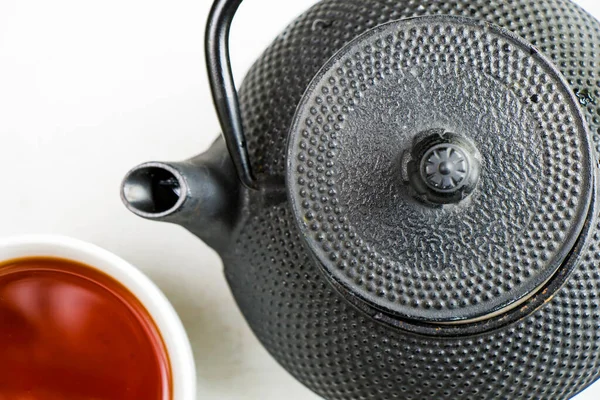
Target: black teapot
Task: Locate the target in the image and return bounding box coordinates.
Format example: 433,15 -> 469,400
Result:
121,0 -> 600,398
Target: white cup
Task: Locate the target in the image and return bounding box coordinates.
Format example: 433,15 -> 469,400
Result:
0,235 -> 196,400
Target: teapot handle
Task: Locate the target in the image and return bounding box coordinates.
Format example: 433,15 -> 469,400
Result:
206,0 -> 258,190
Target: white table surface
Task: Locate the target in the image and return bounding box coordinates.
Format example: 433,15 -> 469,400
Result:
1,0 -> 600,399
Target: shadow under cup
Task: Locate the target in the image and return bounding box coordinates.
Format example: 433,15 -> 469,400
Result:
0,236 -> 196,400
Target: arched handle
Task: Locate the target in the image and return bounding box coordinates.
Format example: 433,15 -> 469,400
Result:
206,0 -> 257,189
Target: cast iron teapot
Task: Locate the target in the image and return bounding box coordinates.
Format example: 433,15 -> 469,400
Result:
121,0 -> 600,398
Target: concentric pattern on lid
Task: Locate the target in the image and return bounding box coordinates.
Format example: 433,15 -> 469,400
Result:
287,17 -> 593,322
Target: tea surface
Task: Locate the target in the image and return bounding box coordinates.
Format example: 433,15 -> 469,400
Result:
0,257 -> 171,400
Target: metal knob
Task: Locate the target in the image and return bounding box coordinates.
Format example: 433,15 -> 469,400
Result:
405,131 -> 481,205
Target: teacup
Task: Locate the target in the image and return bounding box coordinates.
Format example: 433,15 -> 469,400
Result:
0,235 -> 196,400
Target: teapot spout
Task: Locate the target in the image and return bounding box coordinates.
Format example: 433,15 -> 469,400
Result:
121,139 -> 240,252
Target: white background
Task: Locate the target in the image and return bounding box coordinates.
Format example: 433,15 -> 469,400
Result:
0,0 -> 599,399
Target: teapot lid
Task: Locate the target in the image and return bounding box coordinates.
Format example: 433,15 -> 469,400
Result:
287,16 -> 595,324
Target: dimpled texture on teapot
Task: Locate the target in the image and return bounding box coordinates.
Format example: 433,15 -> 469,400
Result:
230,0 -> 600,399
228,202 -> 600,400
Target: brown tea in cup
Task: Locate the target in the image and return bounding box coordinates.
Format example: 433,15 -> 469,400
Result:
0,257 -> 172,400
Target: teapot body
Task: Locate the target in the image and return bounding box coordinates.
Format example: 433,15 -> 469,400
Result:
222,0 -> 600,398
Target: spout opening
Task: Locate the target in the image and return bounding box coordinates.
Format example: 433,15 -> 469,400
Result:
121,163 -> 187,219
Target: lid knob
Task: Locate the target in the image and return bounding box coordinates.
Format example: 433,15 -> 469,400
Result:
405,131 -> 481,205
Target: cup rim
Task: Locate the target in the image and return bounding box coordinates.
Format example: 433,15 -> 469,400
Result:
0,234 -> 196,400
